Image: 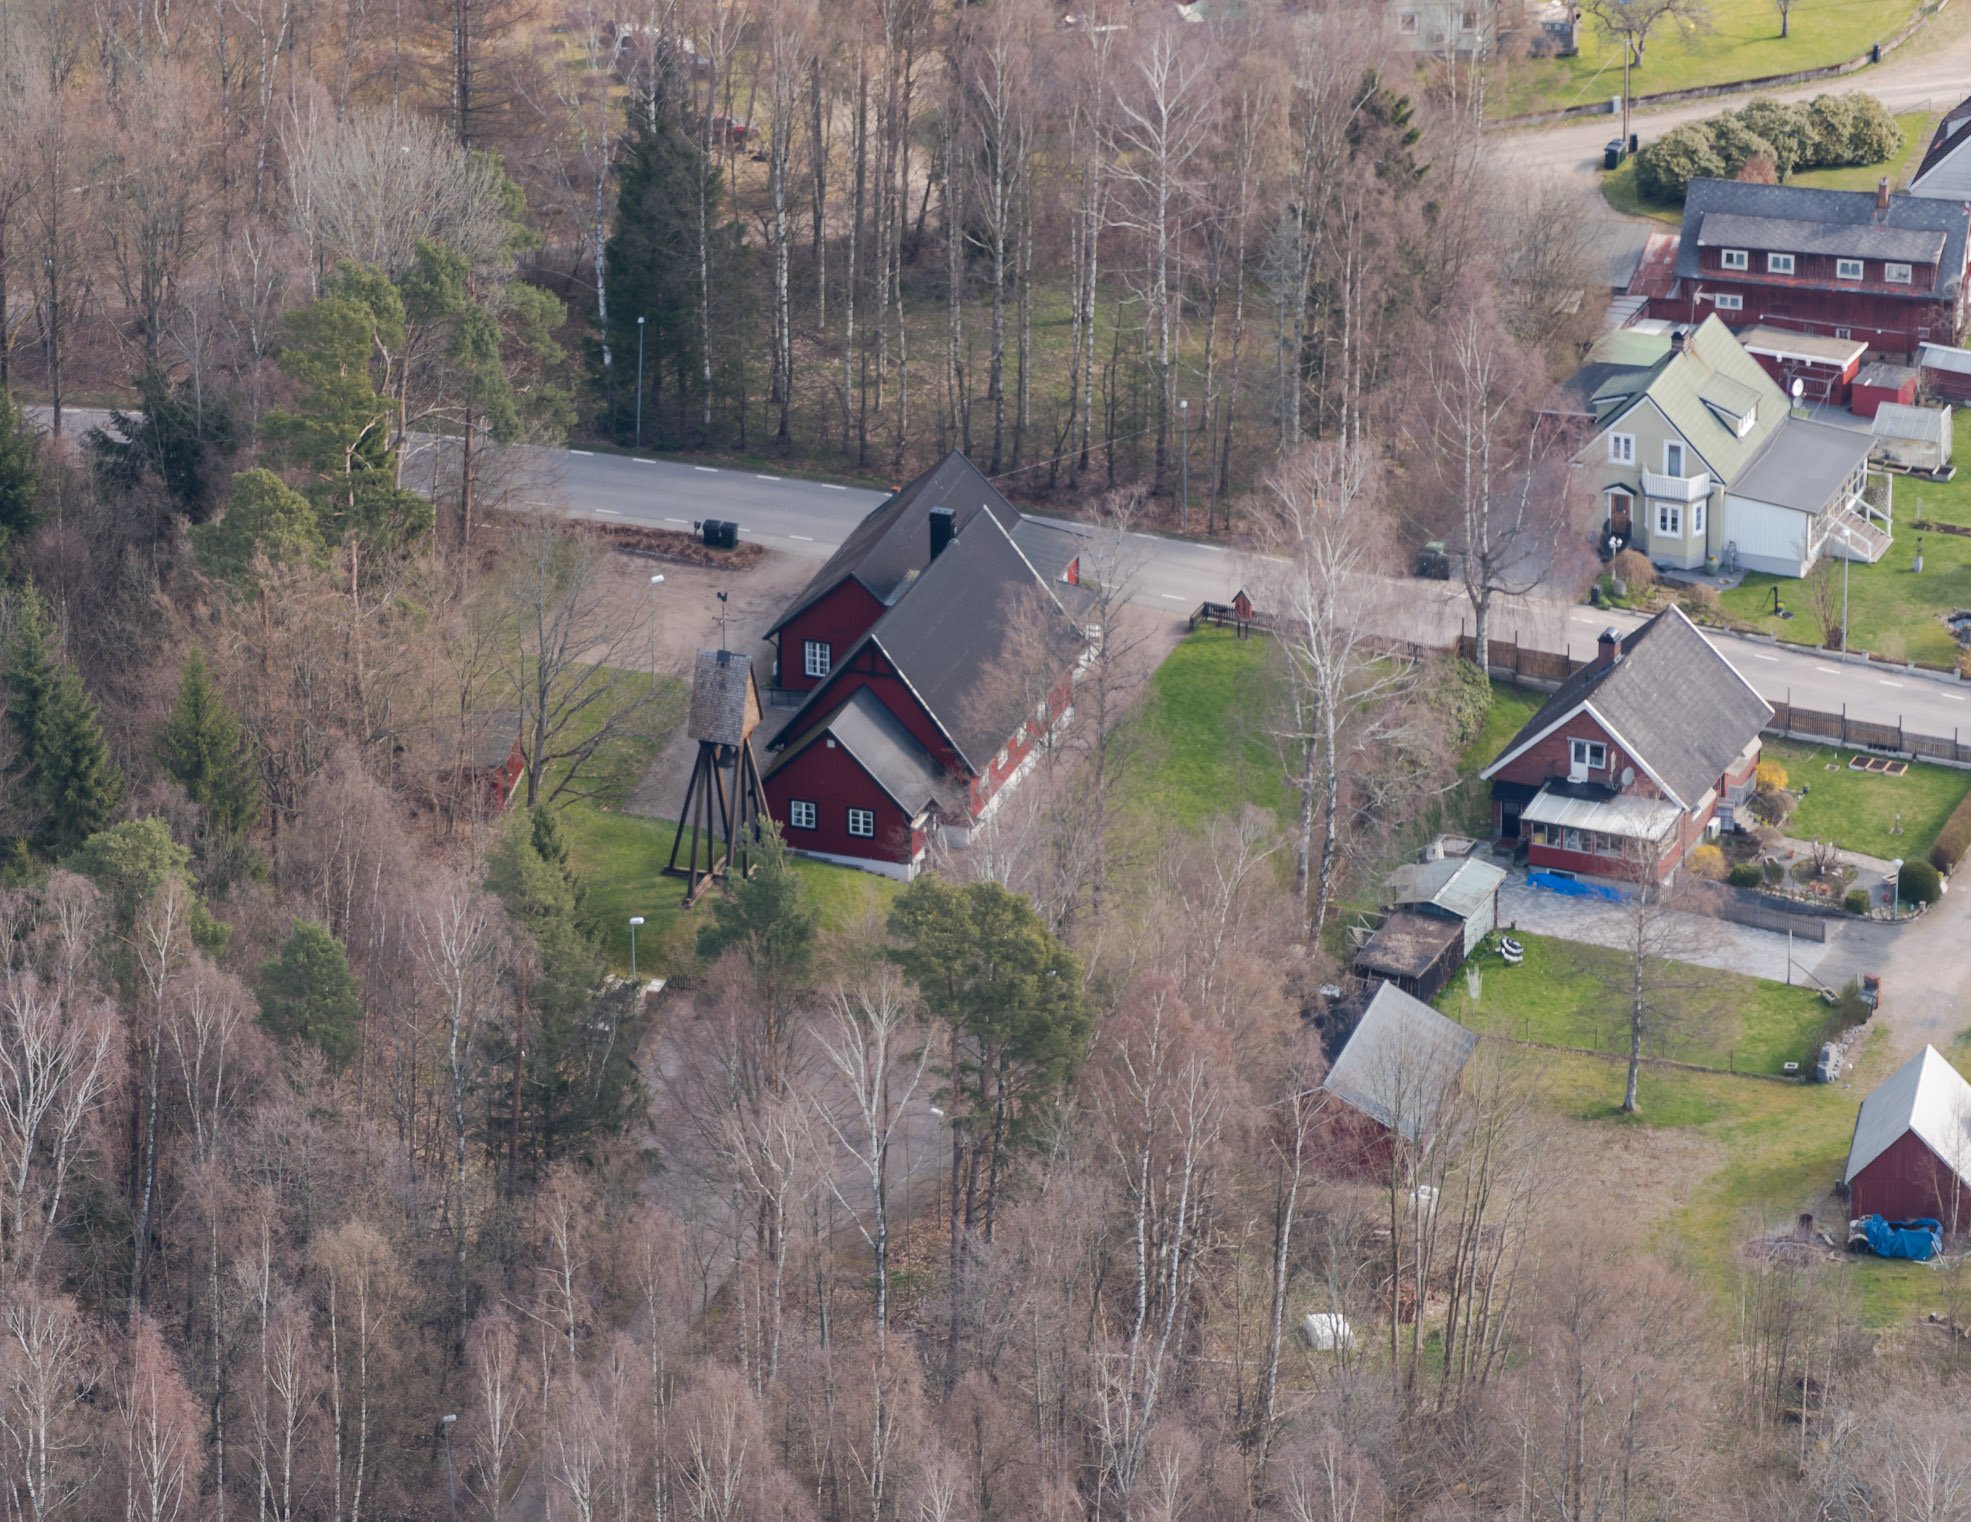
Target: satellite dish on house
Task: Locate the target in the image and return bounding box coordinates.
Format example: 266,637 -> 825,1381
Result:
1791,378 -> 1805,401
1622,766 -> 1636,787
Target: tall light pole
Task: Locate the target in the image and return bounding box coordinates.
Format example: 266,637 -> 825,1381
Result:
629,916 -> 644,982
1178,398 -> 1189,532
441,1414 -> 458,1522
649,574 -> 665,692
636,315 -> 647,449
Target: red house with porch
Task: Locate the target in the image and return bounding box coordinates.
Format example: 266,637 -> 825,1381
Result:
1480,607 -> 1770,882
761,451 -> 1089,877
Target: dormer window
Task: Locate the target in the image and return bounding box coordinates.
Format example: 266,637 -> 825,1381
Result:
1768,252 -> 1795,275
1738,403 -> 1757,437
1837,259 -> 1864,280
1721,249 -> 1748,271
1887,262 -> 1913,283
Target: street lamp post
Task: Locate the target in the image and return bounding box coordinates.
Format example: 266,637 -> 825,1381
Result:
1179,399 -> 1189,532
1890,860 -> 1903,922
636,316 -> 647,449
629,916 -> 644,983
649,574 -> 664,692
441,1415 -> 458,1522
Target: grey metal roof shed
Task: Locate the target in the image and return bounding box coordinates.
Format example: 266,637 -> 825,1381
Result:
1324,983 -> 1480,1143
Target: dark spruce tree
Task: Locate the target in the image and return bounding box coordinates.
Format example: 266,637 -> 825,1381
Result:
600,92 -> 721,447
0,387 -> 40,567
87,368 -> 246,529
4,585 -> 124,857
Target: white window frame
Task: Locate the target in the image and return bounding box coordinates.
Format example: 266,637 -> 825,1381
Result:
846,807 -> 875,839
1887,262 -> 1913,284
788,800 -> 817,830
1836,258 -> 1864,281
802,640 -> 831,679
1663,441 -> 1685,476
1713,292 -> 1744,312
1570,738 -> 1608,771
1607,432 -> 1635,464
1396,9 -> 1418,32
1835,326 -> 1853,341
1767,252 -> 1795,275
1721,249 -> 1748,270
1656,501 -> 1682,536
1693,497 -> 1707,536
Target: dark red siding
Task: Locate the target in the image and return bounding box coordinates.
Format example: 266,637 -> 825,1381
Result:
1746,351 -> 1858,407
764,738 -> 923,865
775,579 -> 887,693
1851,1129 -> 1971,1231
779,646 -> 963,774
1853,373 -> 1920,418
1650,277 -> 1957,357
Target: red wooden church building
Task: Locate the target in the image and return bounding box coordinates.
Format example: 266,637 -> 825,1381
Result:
761,452 -> 1090,876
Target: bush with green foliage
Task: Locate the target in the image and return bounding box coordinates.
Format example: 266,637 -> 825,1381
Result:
1898,857 -> 1942,906
1930,788 -> 1971,874
191,470 -> 327,587
1632,93 -> 1902,203
1844,887 -> 1872,914
1727,861 -> 1765,889
259,921 -> 363,1070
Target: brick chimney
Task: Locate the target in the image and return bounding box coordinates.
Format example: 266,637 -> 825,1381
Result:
1597,627 -> 1621,670
1669,325 -> 1688,353
1877,176 -> 1891,218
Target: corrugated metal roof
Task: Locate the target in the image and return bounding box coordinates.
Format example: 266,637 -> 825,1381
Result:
1855,361 -> 1919,389
1845,1045 -> 1971,1186
1521,785 -> 1681,841
1922,342 -> 1971,376
1872,402 -> 1951,445
1323,984 -> 1479,1142
1598,315 -> 1790,485
1390,856 -> 1507,919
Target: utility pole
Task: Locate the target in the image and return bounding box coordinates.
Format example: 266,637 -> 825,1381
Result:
1179,398 -> 1189,531
636,315 -> 647,448
442,1415 -> 458,1522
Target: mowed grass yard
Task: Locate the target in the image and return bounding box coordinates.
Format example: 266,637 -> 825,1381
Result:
1719,471 -> 1971,666
1438,930 -> 1841,1077
1497,0 -> 1924,118
1114,626 -> 1286,829
1760,738 -> 1971,860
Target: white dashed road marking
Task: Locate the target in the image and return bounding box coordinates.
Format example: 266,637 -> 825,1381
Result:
1816,666 -> 1840,674
757,474 -> 781,481
594,508 -> 620,515
1753,653 -> 1777,661
1880,679 -> 1905,688
665,518 -> 689,524
1945,694 -> 1966,702
695,466 -> 718,473
823,483 -> 847,490
790,534 -> 813,541
570,449 -> 594,456
1160,593 -> 1186,601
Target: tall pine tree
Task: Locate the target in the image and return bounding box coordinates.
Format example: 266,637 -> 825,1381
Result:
158,648 -> 259,838
4,586 -> 123,857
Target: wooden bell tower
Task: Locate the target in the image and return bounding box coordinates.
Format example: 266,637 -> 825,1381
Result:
666,649 -> 767,904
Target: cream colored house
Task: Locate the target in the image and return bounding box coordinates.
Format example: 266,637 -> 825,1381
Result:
1569,316 -> 1892,578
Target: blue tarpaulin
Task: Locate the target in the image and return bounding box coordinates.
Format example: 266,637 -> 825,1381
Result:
1861,1215 -> 1943,1261
1528,872 -> 1631,904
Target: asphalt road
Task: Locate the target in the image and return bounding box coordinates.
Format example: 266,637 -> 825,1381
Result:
36,410 -> 1971,737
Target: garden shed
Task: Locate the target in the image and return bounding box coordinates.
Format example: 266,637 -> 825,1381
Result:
1851,362 -> 1919,420
1323,982 -> 1480,1148
1844,1045 -> 1971,1229
1352,911 -> 1465,1004
1384,851 -> 1507,961
1869,402 -> 1953,474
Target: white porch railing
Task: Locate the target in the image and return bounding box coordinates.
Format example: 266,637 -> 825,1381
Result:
1639,468 -> 1712,502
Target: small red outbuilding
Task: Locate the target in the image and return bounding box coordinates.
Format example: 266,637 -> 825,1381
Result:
1844,1045 -> 1971,1231
1850,361 -> 1920,420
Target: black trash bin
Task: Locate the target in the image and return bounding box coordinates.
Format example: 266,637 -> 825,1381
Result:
1604,139 -> 1623,171
701,519 -> 739,549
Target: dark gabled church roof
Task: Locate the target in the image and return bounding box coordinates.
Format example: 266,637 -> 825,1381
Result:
761,687 -> 954,816
767,451 -> 1075,636
1481,606 -> 1771,811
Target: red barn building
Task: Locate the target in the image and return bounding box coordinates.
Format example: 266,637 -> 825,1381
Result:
1845,1045 -> 1971,1231
1480,607 -> 1770,883
761,452 -> 1089,876
1651,177 -> 1971,361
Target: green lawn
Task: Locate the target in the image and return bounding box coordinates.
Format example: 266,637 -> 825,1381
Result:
1760,739 -> 1971,860
1718,476 -> 1971,665
1440,930 -> 1840,1078
1116,627 -> 1285,829
1497,0 -> 1924,118
1599,157 -> 1684,223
